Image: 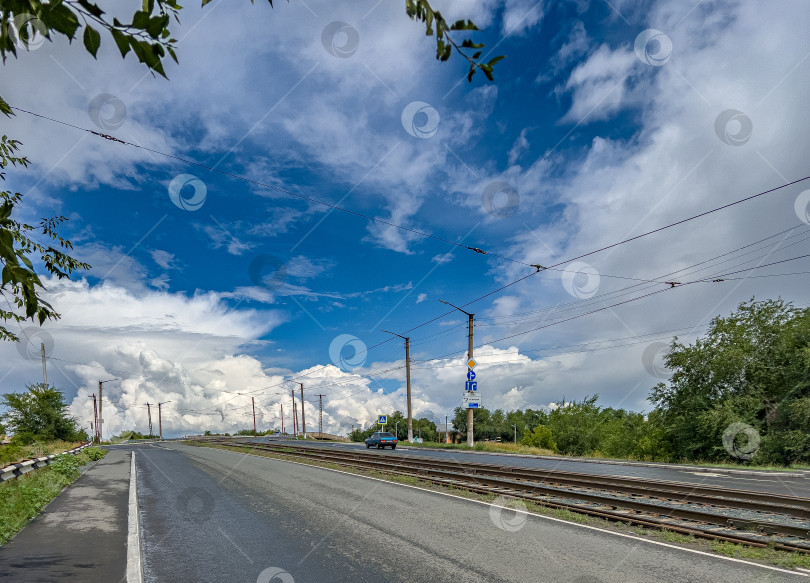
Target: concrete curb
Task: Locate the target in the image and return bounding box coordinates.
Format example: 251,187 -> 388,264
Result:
0,443 -> 92,483
126,451 -> 144,583
396,446 -> 810,477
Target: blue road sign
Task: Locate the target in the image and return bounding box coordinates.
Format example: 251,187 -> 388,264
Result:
467,370 -> 476,381
465,381 -> 478,391
378,415 -> 387,425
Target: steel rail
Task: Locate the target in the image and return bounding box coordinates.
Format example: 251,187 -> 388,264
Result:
233,441 -> 810,517
215,440 -> 810,553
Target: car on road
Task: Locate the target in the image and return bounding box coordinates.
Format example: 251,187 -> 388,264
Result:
365,432 -> 398,449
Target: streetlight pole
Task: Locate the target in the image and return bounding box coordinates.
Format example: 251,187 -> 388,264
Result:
381,330 -> 413,443
439,299 -> 475,448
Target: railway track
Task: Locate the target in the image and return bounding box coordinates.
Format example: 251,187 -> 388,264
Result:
213,439 -> 810,553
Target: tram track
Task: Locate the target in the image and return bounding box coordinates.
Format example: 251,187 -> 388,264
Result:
211,439 -> 810,554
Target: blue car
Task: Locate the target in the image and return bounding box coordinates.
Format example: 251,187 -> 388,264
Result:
365,431 -> 398,449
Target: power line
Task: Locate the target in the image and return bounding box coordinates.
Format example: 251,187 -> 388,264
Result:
11,106 -> 530,268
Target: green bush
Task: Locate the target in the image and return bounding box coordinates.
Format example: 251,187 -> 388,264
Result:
521,425 -> 557,451
0,445 -> 23,466
83,447 -> 107,461
49,454 -> 80,479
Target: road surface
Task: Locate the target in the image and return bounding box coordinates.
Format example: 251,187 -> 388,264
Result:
130,442 -> 806,582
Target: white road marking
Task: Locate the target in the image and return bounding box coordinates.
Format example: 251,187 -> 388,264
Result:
126,451 -> 144,583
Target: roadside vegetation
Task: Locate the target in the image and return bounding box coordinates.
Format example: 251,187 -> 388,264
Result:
0,446 -> 107,545
0,440 -> 89,467
352,300 -> 810,468
1,384 -> 91,468
0,384 -> 107,544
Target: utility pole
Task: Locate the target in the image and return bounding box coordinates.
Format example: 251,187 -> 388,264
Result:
98,381 -> 103,442
439,299 -> 475,447
41,343 -> 48,387
280,404 -> 284,435
252,397 -> 257,437
145,403 -> 153,436
512,424 -> 517,444
90,395 -> 98,443
381,330 -> 413,442
97,379 -> 116,443
446,414 -> 449,444
157,401 -> 170,439
290,389 -> 298,437
298,383 -> 306,439
316,394 -> 326,438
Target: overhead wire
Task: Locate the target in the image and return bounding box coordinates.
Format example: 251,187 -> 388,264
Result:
12,108 -> 810,415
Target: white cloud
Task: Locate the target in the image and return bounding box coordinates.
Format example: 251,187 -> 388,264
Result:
508,128 -> 530,165
150,249 -> 177,270
416,293 -> 427,303
502,0 -> 545,37
559,43 -> 640,124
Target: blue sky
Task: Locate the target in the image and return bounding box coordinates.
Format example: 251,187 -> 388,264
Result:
2,0 -> 809,438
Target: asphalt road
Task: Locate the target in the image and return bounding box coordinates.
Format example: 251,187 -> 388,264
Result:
132,442 -> 806,583
256,438 -> 810,498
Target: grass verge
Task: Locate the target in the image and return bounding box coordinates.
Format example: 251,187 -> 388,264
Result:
0,446 -> 107,545
0,440 -> 88,467
185,440 -> 810,571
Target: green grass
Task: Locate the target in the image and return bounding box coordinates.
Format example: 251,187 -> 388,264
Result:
0,447 -> 107,545
395,440 -> 557,456
0,440 -> 88,467
710,541 -> 810,569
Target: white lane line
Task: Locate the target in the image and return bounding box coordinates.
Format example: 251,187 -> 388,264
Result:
127,452 -> 144,583
218,447 -> 809,579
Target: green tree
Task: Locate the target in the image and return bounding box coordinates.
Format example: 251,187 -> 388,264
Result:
0,0 -> 502,343
1,383 -> 88,443
521,424 -> 556,451
0,139 -> 90,342
547,395 -> 606,456
651,299 -> 810,464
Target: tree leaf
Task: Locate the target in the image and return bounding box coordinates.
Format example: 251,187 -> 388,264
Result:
83,26 -> 101,58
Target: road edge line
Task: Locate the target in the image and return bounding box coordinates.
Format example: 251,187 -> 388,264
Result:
126,451 -> 144,583
183,444 -> 809,578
